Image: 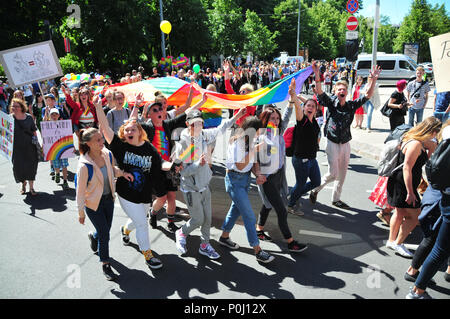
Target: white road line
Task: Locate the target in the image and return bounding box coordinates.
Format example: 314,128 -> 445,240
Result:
299,229 -> 343,239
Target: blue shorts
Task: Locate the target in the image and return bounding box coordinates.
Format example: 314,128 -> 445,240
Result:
51,159 -> 69,170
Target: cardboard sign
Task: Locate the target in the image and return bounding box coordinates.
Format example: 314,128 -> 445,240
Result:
40,120 -> 75,161
0,111 -> 14,162
429,32 -> 450,93
0,40 -> 63,87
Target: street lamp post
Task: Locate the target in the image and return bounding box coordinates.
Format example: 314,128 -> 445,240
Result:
159,0 -> 166,58
296,0 -> 301,56
371,0 -> 380,70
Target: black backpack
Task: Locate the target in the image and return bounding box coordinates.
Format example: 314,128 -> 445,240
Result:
425,138 -> 450,191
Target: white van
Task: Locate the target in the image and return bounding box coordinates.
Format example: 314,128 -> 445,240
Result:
355,53 -> 418,85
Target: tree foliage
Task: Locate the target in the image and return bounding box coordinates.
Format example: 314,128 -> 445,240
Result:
1,0 -> 449,72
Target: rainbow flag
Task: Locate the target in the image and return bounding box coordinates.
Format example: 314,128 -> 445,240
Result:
178,144 -> 199,163
267,121 -> 278,137
200,107 -> 222,128
167,67 -> 313,111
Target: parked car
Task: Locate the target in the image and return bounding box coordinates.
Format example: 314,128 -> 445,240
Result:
355,53 -> 418,86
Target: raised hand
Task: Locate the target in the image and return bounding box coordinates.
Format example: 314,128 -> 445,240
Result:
289,78 -> 296,96
370,65 -> 382,80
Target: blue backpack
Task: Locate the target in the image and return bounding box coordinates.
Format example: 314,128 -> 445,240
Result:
75,152 -> 113,190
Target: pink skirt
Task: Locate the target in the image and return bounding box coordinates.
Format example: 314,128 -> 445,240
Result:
369,176 -> 394,209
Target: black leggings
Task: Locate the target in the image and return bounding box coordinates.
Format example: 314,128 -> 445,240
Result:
389,115 -> 405,131
411,226 -> 450,270
257,168 -> 292,240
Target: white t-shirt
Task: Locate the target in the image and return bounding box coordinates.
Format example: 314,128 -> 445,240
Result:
226,138 -> 253,173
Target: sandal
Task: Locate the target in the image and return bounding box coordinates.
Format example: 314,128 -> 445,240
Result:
20,182 -> 27,195
376,211 -> 391,226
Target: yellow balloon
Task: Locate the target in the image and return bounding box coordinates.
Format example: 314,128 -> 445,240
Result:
160,20 -> 172,34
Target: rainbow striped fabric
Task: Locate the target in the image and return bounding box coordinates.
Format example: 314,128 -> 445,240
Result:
167,67 -> 313,110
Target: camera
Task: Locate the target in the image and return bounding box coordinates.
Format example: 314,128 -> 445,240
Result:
414,93 -> 420,98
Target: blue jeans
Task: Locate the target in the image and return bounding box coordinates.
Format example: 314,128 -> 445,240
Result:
85,195 -> 115,262
0,99 -> 7,113
408,108 -> 424,126
415,216 -> 450,290
433,111 -> 449,123
364,101 -> 374,129
222,171 -> 259,247
288,157 -> 321,207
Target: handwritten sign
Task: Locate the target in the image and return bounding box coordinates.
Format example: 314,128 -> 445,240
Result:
0,111 -> 14,162
40,120 -> 75,161
0,40 -> 62,87
429,32 -> 450,93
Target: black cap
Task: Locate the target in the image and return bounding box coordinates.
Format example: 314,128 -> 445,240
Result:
186,110 -> 204,124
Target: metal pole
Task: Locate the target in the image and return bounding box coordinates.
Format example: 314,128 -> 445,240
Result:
296,0 -> 301,56
159,0 -> 166,58
371,0 -> 380,70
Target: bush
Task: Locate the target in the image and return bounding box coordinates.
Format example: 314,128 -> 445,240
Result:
59,54 -> 86,74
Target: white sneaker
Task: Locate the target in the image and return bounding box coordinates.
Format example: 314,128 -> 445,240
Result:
395,244 -> 414,258
175,229 -> 187,255
386,241 -> 397,250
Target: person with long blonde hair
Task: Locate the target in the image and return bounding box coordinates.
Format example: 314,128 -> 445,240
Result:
93,96 -> 167,270
386,116 -> 442,258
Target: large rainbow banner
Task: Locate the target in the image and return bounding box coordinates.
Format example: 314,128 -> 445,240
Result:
167,66 -> 314,109
40,120 -> 75,161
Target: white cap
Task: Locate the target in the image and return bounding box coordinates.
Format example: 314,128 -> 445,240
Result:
49,108 -> 60,115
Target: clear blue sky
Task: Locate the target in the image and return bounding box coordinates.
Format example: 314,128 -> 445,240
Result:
357,0 -> 448,25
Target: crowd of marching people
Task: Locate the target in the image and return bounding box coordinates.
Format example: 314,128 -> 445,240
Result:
2,57 -> 449,299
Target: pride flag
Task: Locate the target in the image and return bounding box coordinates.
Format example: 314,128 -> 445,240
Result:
167,67 -> 313,110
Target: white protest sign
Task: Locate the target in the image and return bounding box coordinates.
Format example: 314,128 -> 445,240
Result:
429,32 -> 450,93
40,120 -> 75,161
0,111 -> 14,162
0,40 -> 63,87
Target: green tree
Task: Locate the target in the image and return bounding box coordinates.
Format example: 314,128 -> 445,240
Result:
272,0 -> 308,56
62,0 -> 159,73
393,0 -> 449,62
163,0 -> 212,63
243,10 -> 278,59
206,0 -> 245,56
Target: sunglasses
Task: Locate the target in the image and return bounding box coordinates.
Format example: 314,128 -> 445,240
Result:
151,107 -> 164,113
239,90 -> 247,94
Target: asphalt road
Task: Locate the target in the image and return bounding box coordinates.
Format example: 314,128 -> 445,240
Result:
1,122 -> 449,301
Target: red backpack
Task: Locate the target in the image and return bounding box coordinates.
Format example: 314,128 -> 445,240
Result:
283,126 -> 296,157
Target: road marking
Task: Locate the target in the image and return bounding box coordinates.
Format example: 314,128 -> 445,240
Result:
299,229 -> 342,239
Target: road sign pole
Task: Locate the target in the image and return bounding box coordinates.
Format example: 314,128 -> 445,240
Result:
371,0 -> 380,70
296,0 -> 300,56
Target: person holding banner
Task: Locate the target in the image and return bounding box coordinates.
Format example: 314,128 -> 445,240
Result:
61,85 -> 98,137
172,103 -> 246,259
43,107 -> 69,190
309,60 -> 381,209
10,98 -> 39,195
93,96 -> 167,270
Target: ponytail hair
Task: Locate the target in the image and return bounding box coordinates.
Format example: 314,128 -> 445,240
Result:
78,127 -> 100,155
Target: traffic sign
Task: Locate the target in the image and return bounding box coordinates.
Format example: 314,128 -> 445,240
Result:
346,0 -> 359,14
346,31 -> 358,40
346,16 -> 359,31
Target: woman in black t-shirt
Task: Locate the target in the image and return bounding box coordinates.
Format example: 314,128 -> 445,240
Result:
388,80 -> 411,131
286,79 -> 321,212
94,96 -> 167,271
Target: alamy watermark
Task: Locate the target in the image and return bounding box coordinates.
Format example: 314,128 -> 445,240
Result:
66,264 -> 81,289
67,4 -> 81,29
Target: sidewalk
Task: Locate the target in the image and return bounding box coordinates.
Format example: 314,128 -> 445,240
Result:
349,86 -> 435,160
